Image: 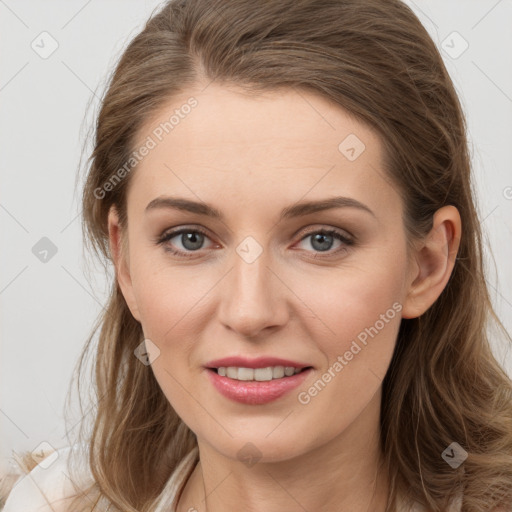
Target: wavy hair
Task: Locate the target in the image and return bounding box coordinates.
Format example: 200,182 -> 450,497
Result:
7,1 -> 512,511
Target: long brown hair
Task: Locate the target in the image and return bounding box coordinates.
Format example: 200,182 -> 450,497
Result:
10,1 -> 512,510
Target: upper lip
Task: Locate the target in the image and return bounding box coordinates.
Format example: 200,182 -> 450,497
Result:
204,356 -> 312,369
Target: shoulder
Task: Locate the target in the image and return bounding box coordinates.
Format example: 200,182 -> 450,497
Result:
398,492 -> 462,512
402,492 -> 511,512
153,445 -> 199,511
3,444 -> 92,512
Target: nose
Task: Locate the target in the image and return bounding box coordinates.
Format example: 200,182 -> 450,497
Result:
217,244 -> 289,339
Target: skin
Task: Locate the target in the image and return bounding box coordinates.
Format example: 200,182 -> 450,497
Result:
107,82 -> 461,512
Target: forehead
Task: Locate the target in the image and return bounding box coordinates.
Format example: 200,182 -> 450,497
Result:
127,83 -> 400,218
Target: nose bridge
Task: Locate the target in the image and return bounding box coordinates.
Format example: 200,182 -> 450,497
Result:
218,236 -> 287,337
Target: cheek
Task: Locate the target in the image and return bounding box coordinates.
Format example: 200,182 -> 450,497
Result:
289,256 -> 406,412
129,252 -> 219,356
300,262 -> 404,346
129,258 -> 211,410
131,238 -> 406,350
293,270 -> 403,429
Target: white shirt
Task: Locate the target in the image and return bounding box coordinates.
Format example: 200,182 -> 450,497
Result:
3,444 -> 92,512
4,445 -> 460,511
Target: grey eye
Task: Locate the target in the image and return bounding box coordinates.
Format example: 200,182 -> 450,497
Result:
309,233 -> 335,252
173,231 -> 206,251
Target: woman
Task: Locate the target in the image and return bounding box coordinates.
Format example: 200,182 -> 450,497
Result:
4,0 -> 512,511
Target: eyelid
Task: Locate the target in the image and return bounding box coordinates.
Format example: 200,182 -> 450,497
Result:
291,227 -> 354,258
155,225 -> 215,252
294,224 -> 354,242
155,224 -> 355,258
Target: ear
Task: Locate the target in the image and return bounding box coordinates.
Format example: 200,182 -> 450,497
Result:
402,205 -> 462,319
107,206 -> 141,322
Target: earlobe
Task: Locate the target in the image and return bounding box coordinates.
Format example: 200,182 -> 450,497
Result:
401,205 -> 462,319
107,206 -> 141,322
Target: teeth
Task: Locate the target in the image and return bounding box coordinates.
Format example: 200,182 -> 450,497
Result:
216,366 -> 303,381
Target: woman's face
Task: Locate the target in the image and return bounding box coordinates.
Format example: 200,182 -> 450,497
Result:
110,83 -> 419,462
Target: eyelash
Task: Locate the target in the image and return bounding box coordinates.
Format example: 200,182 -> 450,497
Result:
155,226 -> 355,259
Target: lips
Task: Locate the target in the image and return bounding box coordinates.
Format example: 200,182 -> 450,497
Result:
204,356 -> 312,370
206,366 -> 313,405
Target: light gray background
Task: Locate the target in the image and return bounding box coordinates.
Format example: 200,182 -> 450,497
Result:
1,0 -> 511,472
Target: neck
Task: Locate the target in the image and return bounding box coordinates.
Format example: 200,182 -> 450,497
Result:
177,389 -> 389,512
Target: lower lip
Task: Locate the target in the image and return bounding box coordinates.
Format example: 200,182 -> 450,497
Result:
205,368 -> 313,405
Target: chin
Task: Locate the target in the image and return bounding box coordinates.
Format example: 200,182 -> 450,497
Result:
200,434 -> 313,465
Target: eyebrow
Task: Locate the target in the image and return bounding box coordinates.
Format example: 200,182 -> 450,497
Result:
145,195 -> 375,220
